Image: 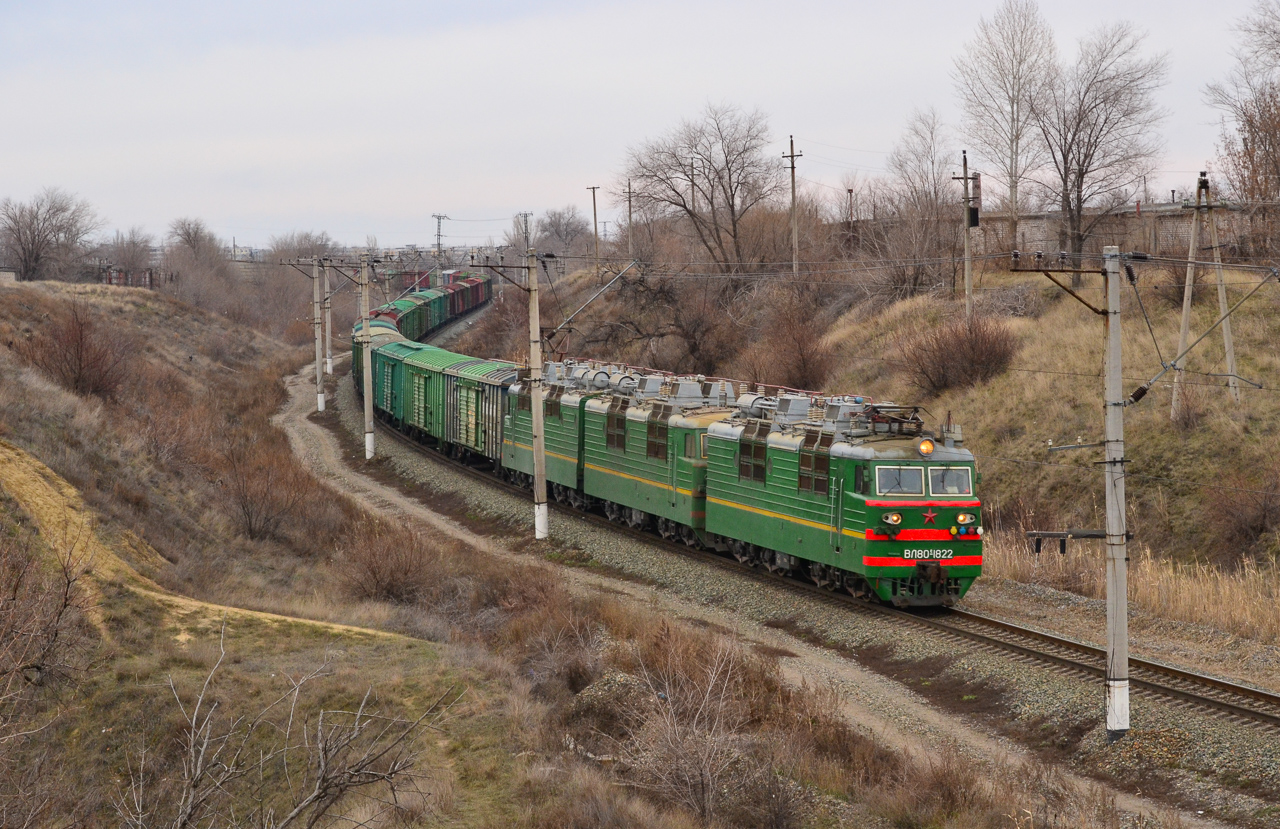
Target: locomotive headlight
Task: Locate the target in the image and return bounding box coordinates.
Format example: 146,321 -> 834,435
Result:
957,513 -> 976,525
918,438 -> 935,456
881,512 -> 902,526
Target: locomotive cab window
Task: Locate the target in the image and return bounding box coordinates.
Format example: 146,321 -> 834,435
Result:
876,466 -> 924,496
928,467 -> 972,496
684,433 -> 695,458
700,433 -> 708,459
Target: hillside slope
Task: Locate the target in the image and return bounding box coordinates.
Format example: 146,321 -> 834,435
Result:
823,267 -> 1280,564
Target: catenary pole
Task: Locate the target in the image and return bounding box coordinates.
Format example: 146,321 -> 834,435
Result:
312,258 -> 325,412
360,254 -> 375,460
1102,246 -> 1129,740
323,260 -> 333,375
627,179 -> 634,259
528,247 -> 549,539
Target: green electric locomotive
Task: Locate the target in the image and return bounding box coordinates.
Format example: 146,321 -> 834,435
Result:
501,365 -> 982,607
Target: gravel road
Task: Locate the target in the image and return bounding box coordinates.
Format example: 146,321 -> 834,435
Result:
277,359 -> 1275,828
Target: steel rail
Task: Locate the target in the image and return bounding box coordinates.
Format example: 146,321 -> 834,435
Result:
363,409 -> 1280,731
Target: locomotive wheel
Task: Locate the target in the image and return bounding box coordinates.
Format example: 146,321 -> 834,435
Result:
551,483 -> 568,504
657,518 -> 678,540
730,539 -> 751,564
603,501 -> 624,523
679,525 -> 700,548
627,509 -> 649,530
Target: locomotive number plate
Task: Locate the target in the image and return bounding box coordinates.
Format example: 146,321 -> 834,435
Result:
902,549 -> 954,560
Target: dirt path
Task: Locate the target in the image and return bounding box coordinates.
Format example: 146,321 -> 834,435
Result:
275,362 -> 1229,829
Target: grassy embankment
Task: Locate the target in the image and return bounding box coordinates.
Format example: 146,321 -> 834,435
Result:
0,281 -> 1155,825
823,267 -> 1280,642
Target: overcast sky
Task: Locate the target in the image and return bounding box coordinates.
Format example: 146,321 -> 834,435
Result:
0,0 -> 1253,248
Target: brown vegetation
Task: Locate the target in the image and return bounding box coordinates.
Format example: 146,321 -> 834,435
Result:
904,313 -> 1019,396
19,300 -> 137,398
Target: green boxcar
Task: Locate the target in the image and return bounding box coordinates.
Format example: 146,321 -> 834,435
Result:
402,347 -> 478,442
443,360 -> 519,461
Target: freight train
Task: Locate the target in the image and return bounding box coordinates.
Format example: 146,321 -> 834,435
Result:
353,274 -> 982,607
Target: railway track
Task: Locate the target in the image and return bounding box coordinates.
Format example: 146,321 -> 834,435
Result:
369,414 -> 1280,733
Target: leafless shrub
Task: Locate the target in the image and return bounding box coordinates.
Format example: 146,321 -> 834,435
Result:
0,516 -> 95,823
215,430 -> 315,541
975,282 -> 1047,317
0,518 -> 93,717
114,628 -> 461,829
619,636 -> 755,826
1207,467 -> 1280,558
20,301 -> 137,398
337,519 -> 441,604
904,313 -> 1018,395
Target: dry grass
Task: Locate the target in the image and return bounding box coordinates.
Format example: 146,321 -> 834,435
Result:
983,532 -> 1280,644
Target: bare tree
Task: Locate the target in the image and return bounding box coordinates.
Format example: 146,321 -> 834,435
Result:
953,0 -> 1056,245
622,103 -> 784,273
861,109 -> 962,300
1032,24 -> 1167,273
1207,3 -> 1280,252
106,227 -> 156,276
536,206 -> 591,258
168,218 -> 220,261
0,188 -> 102,281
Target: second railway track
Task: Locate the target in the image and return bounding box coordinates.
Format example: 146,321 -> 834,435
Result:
368,413 -> 1280,733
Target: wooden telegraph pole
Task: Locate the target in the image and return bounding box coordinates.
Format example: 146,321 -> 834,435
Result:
311,259 -> 325,412
784,136 -> 803,278
953,152 -> 979,319
527,247 -> 549,539
588,186 -> 601,280
360,253 -> 375,460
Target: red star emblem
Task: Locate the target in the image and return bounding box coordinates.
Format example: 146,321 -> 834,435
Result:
922,509 -> 938,524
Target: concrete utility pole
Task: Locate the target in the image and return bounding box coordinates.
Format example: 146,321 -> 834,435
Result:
527,247 -> 549,540
1172,175 -> 1204,420
783,136 -> 803,278
627,179 -> 634,259
311,259 -> 325,412
1101,246 -> 1130,741
954,151 -> 975,319
588,186 -> 601,280
323,260 -> 333,375
1207,181 -> 1241,404
359,254 -> 375,460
